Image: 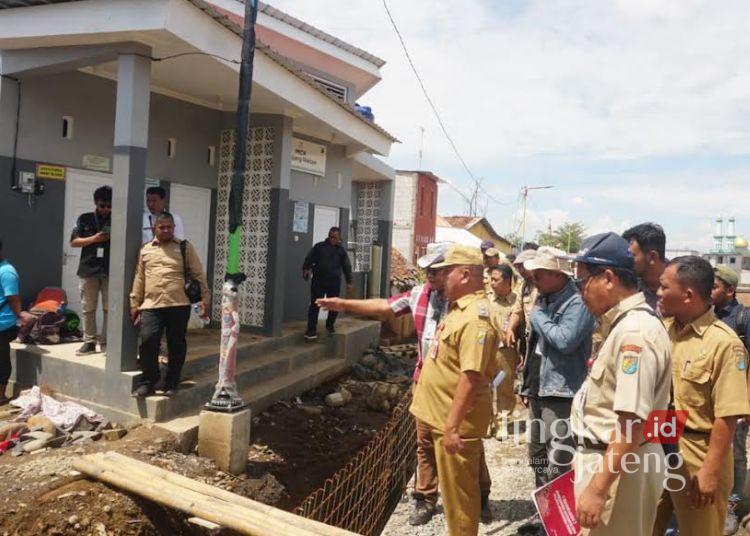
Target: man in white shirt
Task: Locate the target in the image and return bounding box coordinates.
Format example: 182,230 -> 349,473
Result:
142,186 -> 185,244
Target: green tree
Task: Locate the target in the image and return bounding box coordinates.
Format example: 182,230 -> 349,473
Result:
536,222 -> 586,253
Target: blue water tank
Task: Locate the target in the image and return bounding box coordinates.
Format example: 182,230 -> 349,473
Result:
355,103 -> 374,122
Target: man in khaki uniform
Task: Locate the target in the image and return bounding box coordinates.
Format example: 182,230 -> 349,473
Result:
506,249 -> 538,351
488,263 -> 520,437
653,256 -> 750,536
570,233 -> 672,535
483,247 -> 502,296
411,244 -> 499,536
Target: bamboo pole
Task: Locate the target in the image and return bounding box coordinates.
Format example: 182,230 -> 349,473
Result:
75,453 -> 357,536
98,452 -> 354,535
76,457 -> 282,536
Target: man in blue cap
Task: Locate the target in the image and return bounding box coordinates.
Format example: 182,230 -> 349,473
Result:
570,232 -> 672,535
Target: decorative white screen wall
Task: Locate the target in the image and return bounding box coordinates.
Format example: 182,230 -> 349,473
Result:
354,182 -> 382,272
213,127 -> 274,326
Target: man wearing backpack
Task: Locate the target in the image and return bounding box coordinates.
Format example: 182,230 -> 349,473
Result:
70,185 -> 111,356
130,212 -> 209,397
712,265 -> 750,535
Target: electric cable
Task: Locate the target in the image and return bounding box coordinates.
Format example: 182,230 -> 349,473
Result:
382,0 -> 515,207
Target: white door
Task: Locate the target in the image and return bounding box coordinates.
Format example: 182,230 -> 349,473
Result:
62,169 -> 112,319
312,205 -> 340,320
168,183 -> 211,270
313,205 -> 340,244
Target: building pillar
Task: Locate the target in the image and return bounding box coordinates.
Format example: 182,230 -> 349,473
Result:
263,115 -> 293,337
106,51 -> 151,373
378,180 -> 394,298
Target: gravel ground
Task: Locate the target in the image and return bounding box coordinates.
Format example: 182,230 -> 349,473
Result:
382,425 -> 536,536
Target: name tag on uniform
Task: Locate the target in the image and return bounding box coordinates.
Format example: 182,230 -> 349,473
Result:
96,247 -> 105,258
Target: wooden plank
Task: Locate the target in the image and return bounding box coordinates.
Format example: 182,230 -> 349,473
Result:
74,453 -> 358,536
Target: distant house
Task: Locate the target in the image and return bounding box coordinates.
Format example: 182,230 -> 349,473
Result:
436,216 -> 512,254
392,171 -> 441,265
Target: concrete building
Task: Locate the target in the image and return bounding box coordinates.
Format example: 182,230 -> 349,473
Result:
704,217 -> 750,285
0,0 -> 396,420
392,170 -> 440,265
436,216 -> 513,254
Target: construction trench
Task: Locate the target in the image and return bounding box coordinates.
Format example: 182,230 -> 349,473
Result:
0,343 -> 419,536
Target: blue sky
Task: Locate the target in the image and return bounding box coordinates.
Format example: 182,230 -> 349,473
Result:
270,0 -> 750,251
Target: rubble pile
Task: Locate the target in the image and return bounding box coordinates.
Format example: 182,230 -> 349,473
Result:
0,387 -> 128,458
351,344 -> 417,383
390,248 -> 422,292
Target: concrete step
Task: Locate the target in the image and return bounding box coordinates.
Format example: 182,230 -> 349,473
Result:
239,357 -> 350,415
180,330 -> 334,379
145,341 -> 334,422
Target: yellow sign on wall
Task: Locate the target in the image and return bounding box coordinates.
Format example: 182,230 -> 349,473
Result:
36,164 -> 66,181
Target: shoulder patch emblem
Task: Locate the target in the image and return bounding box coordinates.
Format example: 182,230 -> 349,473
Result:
734,345 -> 747,372
620,344 -> 642,375
478,330 -> 486,345
477,303 -> 490,319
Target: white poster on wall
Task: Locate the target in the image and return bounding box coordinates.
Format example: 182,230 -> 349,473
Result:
291,137 -> 327,176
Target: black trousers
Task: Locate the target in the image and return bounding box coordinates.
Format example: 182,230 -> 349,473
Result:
138,306 -> 191,389
0,325 -> 19,385
307,278 -> 341,332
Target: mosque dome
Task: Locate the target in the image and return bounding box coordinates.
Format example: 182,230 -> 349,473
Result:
735,236 -> 749,249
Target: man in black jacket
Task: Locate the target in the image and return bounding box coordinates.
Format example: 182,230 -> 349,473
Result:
303,227 -> 352,340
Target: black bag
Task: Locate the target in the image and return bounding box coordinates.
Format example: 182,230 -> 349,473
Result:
180,240 -> 202,304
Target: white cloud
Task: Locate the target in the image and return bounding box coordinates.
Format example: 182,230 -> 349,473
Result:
268,0 -> 750,251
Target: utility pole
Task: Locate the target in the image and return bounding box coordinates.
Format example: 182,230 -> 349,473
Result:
418,126 -> 425,169
205,0 -> 259,412
520,185 -> 553,249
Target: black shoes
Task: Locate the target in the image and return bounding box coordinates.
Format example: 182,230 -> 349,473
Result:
480,494 -> 493,524
326,324 -> 336,334
132,384 -> 154,398
304,330 -> 318,341
76,342 -> 97,356
408,499 -> 436,526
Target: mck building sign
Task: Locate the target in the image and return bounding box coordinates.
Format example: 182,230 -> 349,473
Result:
291,137 -> 327,177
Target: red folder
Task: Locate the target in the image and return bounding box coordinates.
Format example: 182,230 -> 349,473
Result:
532,470 -> 580,536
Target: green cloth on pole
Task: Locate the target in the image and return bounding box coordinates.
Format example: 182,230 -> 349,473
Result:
228,230 -> 242,274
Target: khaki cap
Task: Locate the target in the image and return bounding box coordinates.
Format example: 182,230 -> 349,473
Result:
715,265 -> 740,288
523,246 -> 573,275
514,249 -> 537,266
431,244 -> 484,268
484,247 -> 501,258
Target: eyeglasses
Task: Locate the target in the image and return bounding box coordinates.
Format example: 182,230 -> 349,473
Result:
97,203 -> 112,209
573,274 -> 596,289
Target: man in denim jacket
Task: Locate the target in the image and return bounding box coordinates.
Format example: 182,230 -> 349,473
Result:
521,247 -> 596,503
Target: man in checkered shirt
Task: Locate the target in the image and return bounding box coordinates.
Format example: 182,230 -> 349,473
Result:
317,242 -> 495,525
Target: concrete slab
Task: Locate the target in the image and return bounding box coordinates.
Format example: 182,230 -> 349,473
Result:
11,341 -> 106,369
156,415 -> 200,454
